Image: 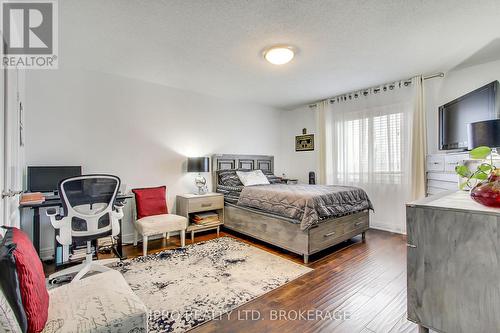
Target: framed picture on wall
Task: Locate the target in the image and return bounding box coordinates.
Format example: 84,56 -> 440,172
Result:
295,134 -> 314,151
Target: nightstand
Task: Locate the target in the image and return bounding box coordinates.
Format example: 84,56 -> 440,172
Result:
281,178 -> 298,184
176,193 -> 224,243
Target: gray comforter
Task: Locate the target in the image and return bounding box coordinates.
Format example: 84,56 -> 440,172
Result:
237,184 -> 373,230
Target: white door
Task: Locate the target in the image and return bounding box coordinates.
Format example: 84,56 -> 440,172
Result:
2,67 -> 24,229
0,68 -> 4,233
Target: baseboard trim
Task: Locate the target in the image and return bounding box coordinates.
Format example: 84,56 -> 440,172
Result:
121,231 -> 181,244
369,224 -> 406,235
41,231 -> 183,259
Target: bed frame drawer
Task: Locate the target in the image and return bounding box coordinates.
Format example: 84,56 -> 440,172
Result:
343,212 -> 369,233
309,211 -> 369,254
309,222 -> 344,253
189,196 -> 224,212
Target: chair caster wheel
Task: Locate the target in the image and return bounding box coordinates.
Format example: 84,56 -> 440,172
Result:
49,275 -> 72,285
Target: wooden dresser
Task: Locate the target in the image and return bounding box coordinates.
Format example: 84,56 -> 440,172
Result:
406,191 -> 500,333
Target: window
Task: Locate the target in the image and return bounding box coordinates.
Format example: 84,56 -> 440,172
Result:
334,111 -> 404,184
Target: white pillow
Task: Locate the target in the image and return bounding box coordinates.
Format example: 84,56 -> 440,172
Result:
236,170 -> 270,186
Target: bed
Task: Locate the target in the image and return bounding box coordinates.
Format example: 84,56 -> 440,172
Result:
212,154 -> 372,263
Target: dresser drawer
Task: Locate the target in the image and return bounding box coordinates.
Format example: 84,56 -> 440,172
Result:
426,155 -> 445,172
427,172 -> 459,182
427,186 -> 449,196
428,179 -> 458,191
188,195 -> 224,212
444,154 -> 467,173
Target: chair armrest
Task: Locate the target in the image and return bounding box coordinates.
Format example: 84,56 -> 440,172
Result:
46,208 -> 63,225
114,202 -> 124,210
110,203 -> 124,237
46,208 -> 58,216
113,203 -> 124,218
46,209 -> 72,245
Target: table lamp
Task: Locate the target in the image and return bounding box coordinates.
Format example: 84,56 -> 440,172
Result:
187,157 -> 210,195
468,119 -> 500,155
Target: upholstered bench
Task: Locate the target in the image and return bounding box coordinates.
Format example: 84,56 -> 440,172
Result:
43,270 -> 148,333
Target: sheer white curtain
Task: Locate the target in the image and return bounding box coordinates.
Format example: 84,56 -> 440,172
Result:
320,77 -> 425,233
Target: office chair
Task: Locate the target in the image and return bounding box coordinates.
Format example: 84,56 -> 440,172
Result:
46,175 -> 124,282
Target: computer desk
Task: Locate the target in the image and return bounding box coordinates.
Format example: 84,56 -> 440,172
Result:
21,193 -> 134,261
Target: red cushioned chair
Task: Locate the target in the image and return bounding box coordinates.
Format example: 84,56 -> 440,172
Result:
132,186 -> 188,256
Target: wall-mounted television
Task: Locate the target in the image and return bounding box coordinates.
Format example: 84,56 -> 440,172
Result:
439,81 -> 499,151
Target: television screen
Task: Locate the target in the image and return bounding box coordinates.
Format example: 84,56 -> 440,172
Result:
27,166 -> 82,193
439,81 -> 499,150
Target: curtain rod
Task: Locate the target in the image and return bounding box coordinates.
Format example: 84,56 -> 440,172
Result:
308,72 -> 445,108
423,72 -> 444,80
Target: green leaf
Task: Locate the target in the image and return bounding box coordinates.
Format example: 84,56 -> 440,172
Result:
472,171 -> 488,180
470,146 -> 492,159
479,163 -> 493,172
455,165 -> 471,178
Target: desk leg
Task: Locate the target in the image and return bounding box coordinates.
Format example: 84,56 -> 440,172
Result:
33,207 -> 41,256
113,218 -> 126,260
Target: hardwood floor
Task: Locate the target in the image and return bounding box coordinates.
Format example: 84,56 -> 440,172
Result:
123,228 -> 416,333
48,228 -> 417,333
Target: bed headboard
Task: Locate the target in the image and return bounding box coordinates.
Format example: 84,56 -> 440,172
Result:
211,154 -> 274,190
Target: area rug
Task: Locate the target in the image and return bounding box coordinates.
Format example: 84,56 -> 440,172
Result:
114,236 -> 312,333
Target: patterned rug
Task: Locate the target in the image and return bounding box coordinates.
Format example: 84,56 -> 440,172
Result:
114,237 -> 312,333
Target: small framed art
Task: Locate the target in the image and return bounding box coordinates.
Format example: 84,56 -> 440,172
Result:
295,134 -> 314,151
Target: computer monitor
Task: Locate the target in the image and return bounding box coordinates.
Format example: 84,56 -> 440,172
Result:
27,166 -> 82,193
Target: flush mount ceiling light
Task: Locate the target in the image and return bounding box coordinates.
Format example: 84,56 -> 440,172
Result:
263,46 -> 295,65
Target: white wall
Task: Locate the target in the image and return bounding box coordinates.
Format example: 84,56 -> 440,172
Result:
24,69 -> 283,258
426,59 -> 500,154
278,106 -> 318,184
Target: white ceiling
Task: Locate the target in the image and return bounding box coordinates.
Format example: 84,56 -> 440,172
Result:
60,0 -> 500,109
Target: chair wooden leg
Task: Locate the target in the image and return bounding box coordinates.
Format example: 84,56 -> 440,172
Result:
142,236 -> 148,256
133,229 -> 138,247
180,230 -> 186,248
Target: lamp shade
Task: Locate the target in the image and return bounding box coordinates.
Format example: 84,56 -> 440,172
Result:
468,119 -> 500,149
187,157 -> 210,173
